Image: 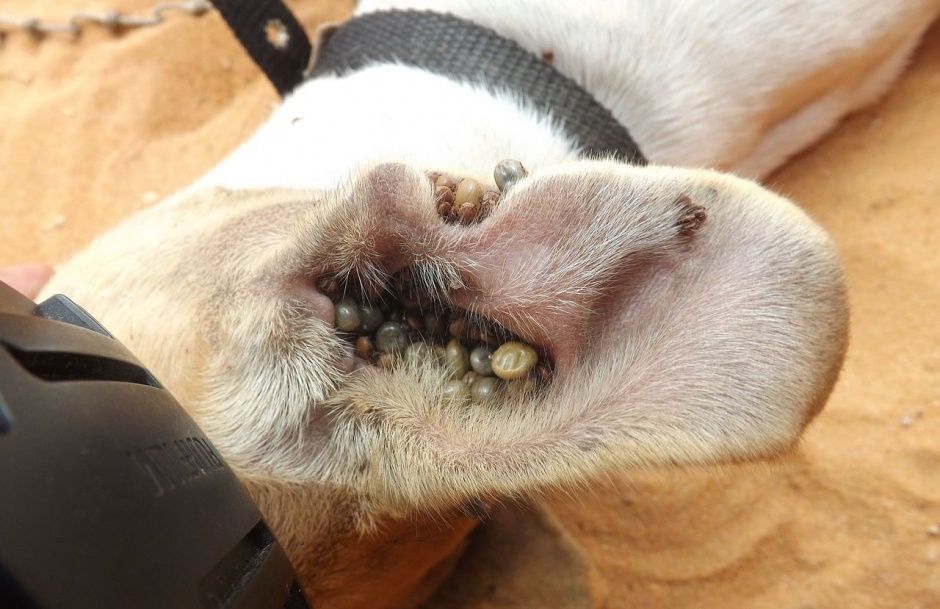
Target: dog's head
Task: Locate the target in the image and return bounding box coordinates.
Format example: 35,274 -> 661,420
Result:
43,159 -> 848,605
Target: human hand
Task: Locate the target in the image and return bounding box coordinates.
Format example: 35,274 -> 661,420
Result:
0,264 -> 53,300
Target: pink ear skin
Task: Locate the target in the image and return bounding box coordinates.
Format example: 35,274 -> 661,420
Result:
324,163 -> 845,472
0,264 -> 54,300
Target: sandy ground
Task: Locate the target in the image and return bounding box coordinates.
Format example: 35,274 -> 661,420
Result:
1,2 -> 937,607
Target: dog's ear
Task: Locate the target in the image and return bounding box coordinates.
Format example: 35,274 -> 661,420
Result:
320,162 -> 849,516
167,162 -> 845,520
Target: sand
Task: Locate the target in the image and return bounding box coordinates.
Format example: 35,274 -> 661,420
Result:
1,2 -> 937,607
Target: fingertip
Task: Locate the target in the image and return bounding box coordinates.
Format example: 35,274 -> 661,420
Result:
0,264 -> 55,300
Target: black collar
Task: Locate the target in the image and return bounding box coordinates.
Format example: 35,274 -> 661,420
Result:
210,0 -> 645,163
308,10 -> 646,164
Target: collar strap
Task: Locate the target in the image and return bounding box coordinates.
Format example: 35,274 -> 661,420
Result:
212,0 -> 313,97
309,10 -> 646,164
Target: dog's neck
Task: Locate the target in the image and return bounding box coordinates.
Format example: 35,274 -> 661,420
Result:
200,3 -> 658,192
308,10 -> 644,163
200,65 -> 580,190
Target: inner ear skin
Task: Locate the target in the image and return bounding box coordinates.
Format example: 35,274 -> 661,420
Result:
440,172 -> 711,371
300,162 -> 711,365
290,162 -> 845,441
271,162 -> 845,527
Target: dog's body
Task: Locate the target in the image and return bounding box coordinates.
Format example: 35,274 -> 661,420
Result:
38,1 -> 939,607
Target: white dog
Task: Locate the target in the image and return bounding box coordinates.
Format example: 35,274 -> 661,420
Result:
37,1 -> 939,607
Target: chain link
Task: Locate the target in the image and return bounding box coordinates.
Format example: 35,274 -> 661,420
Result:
0,1 -> 214,39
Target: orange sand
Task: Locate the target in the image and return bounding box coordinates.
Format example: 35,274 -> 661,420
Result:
1,2 -> 937,607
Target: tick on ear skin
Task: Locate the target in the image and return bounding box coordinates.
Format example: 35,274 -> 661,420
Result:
674,194 -> 707,236
430,159 -> 529,225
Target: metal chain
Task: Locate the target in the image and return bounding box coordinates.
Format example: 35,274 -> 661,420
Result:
0,1 -> 214,39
